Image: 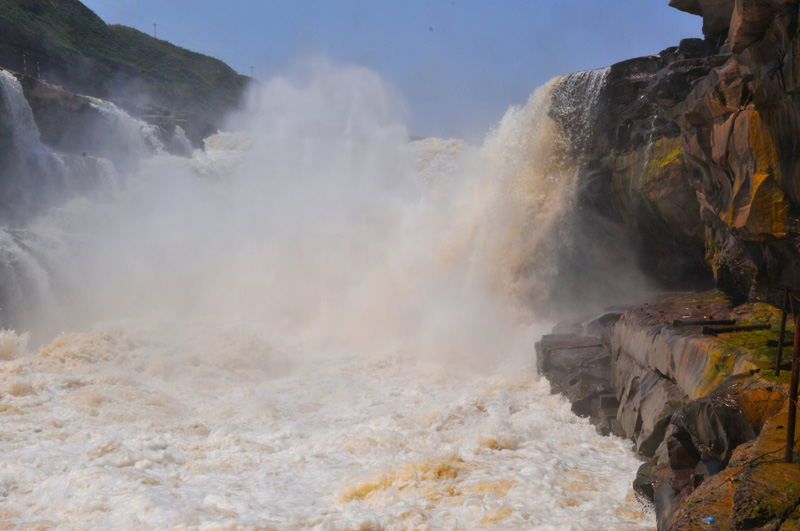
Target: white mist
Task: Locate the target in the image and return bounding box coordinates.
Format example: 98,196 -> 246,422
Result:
0,61 -> 654,530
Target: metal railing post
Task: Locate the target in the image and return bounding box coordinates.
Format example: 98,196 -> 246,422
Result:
777,288 -> 790,376
786,311 -> 800,463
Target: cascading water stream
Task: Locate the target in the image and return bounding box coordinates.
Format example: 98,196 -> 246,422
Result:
85,97 -> 165,157
0,63 -> 655,530
0,70 -> 122,218
0,70 -> 47,155
550,68 -> 610,157
0,70 -> 66,209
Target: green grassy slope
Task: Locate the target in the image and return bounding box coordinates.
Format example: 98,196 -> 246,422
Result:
0,0 -> 249,125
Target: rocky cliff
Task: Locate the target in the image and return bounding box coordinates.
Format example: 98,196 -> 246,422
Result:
538,293 -> 799,530
538,2 -> 800,528
552,0 -> 800,305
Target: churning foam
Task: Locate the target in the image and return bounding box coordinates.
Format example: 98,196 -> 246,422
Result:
0,62 -> 654,529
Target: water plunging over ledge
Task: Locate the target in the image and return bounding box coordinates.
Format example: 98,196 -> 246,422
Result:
0,63 -> 655,529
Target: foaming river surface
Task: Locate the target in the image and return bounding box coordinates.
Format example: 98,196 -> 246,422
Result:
0,327 -> 652,530
0,62 -> 655,529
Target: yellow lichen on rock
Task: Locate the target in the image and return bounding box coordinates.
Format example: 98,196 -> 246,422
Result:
724,109 -> 790,238
744,172 -> 790,238
749,110 -> 779,178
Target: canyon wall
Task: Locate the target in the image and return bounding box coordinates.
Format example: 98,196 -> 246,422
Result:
553,0 -> 800,304
538,2 -> 800,529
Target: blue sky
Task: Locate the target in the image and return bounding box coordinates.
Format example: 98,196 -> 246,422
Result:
81,1 -> 701,140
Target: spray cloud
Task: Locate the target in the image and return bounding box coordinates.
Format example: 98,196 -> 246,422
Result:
0,60 -> 657,530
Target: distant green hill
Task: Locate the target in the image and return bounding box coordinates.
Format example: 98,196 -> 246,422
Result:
0,0 -> 249,126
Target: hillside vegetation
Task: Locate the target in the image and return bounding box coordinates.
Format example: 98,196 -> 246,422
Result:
0,0 -> 249,125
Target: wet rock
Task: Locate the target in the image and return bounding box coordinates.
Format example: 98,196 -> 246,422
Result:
536,334 -> 610,401
551,319 -> 584,335
694,458 -> 725,484
665,402 -> 800,530
728,403 -> 800,529
535,334 -> 618,434
537,296 -> 794,530
584,312 -> 622,346
671,390 -> 758,465
614,352 -> 689,456
654,480 -> 683,531
638,387 -> 786,529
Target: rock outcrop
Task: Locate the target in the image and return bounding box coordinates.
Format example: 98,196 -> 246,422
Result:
537,292 -> 800,530
552,0 -> 800,305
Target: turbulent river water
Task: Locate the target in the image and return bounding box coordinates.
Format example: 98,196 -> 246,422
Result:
0,64 -> 655,530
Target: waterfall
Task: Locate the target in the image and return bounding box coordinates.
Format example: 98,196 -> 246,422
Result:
0,70 -> 47,153
0,228 -> 54,332
550,67 -> 611,157
86,97 -> 165,157
0,70 -> 121,222
0,70 -> 67,212
462,68 -> 611,311
0,64 -> 653,530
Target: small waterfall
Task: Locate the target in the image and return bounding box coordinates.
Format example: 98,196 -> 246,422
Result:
167,125 -> 194,157
0,228 -> 56,334
463,69 -> 611,311
86,97 -> 165,158
0,70 -> 122,222
0,70 -> 68,217
0,70 -> 46,152
549,67 -> 610,157
0,71 -> 122,332
546,67 -> 651,312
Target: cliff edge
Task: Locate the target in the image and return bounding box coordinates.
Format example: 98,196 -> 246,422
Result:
0,0 -> 249,138
538,3 -> 800,528
553,0 -> 800,306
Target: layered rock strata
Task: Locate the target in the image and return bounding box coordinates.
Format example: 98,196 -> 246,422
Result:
537,292 -> 800,530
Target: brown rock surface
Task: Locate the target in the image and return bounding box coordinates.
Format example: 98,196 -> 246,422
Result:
729,0 -> 779,52
669,0 -> 736,36
666,403 -> 800,530
535,333 -> 620,434
537,292 -> 798,529
563,1 -> 800,304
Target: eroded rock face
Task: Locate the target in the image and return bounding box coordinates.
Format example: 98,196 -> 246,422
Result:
637,387 -> 786,530
550,41 -> 722,291
670,0 -> 736,37
674,1 -> 800,303
535,333 -> 620,434
536,293 -> 797,530
555,1 -> 800,304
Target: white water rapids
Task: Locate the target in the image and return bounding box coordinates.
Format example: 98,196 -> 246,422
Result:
0,64 -> 655,530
